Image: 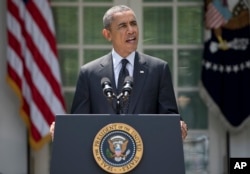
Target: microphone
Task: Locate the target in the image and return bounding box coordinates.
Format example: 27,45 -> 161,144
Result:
122,76 -> 133,100
101,77 -> 113,99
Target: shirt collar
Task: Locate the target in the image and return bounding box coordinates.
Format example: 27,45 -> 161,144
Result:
112,49 -> 135,68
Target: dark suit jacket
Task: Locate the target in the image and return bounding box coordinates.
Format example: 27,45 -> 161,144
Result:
71,51 -> 179,115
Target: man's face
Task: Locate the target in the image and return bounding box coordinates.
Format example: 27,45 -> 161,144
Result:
106,10 -> 139,58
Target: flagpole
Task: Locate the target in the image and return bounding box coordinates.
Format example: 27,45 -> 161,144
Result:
27,130 -> 30,174
226,130 -> 230,174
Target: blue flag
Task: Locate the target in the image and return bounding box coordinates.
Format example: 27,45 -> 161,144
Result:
201,0 -> 250,130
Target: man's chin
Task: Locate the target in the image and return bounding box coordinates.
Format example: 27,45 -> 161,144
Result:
126,45 -> 137,52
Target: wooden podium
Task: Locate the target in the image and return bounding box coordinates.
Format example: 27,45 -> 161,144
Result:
50,114 -> 185,174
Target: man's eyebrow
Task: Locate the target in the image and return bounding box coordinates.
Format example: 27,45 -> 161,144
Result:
131,20 -> 137,24
117,20 -> 137,26
117,22 -> 127,28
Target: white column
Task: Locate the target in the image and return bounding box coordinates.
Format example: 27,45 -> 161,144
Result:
209,110 -> 227,174
230,125 -> 250,157
32,144 -> 50,174
0,0 -> 27,174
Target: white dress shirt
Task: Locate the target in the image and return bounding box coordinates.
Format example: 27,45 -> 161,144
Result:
112,49 -> 135,87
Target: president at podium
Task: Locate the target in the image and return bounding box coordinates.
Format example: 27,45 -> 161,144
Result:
50,4 -> 188,174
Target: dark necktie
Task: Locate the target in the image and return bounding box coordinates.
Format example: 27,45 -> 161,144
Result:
117,59 -> 129,94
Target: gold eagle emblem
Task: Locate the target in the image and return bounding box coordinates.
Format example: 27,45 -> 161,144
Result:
107,135 -> 130,161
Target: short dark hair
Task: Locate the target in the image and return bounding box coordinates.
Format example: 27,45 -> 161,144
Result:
103,5 -> 135,29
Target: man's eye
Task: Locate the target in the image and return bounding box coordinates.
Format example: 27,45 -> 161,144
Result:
131,21 -> 137,26
119,25 -> 126,28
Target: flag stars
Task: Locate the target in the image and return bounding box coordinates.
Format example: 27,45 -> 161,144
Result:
246,61 -> 250,68
205,61 -> 212,69
226,65 -> 232,73
219,65 -> 224,73
233,65 -> 239,73
212,64 -> 218,71
240,63 -> 245,70
203,60 -> 249,74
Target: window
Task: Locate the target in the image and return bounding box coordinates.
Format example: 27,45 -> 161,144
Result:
141,1 -> 209,172
51,0 -> 113,111
142,0 -> 207,129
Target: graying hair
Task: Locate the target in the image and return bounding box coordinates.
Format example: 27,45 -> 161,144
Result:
103,5 -> 135,29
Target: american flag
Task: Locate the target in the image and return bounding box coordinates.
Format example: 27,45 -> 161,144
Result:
205,0 -> 232,29
6,0 -> 66,149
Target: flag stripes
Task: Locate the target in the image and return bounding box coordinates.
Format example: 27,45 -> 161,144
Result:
7,0 -> 66,149
206,3 -> 227,29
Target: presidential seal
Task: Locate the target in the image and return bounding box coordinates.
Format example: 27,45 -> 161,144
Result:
93,123 -> 143,174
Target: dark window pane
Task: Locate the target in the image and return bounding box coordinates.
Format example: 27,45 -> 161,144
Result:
83,7 -> 110,44
177,92 -> 208,129
178,7 -> 203,44
144,49 -> 173,75
84,49 -> 111,64
58,49 -> 79,86
64,91 -> 75,113
143,7 -> 173,44
52,7 -> 78,44
178,49 -> 202,87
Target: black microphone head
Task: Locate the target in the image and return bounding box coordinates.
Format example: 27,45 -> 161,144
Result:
101,77 -> 114,99
123,76 -> 133,86
122,76 -> 133,98
101,77 -> 111,87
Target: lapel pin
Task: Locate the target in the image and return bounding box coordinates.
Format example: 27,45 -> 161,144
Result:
140,70 -> 144,73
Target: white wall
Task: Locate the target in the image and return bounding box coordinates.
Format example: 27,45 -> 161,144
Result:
230,127 -> 250,157
0,0 -> 27,174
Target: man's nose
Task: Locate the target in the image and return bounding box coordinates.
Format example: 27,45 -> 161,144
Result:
127,25 -> 135,34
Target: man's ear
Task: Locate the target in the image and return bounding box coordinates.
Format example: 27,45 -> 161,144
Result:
102,28 -> 111,42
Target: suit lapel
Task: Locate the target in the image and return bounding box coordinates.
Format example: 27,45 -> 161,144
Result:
99,53 -> 116,90
128,52 -> 148,113
98,52 -> 148,114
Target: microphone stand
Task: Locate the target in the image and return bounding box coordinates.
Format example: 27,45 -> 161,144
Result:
116,93 -> 124,114
102,76 -> 133,115
106,92 -> 124,114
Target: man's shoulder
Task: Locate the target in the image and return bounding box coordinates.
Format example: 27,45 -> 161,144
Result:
81,52 -> 111,69
137,52 -> 168,65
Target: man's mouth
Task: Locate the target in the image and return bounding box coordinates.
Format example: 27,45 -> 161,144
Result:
126,37 -> 136,43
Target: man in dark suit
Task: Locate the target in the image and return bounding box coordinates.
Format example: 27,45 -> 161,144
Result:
51,5 -> 188,140
71,51 -> 178,115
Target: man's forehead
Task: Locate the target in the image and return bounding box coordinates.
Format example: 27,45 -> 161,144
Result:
112,11 -> 136,23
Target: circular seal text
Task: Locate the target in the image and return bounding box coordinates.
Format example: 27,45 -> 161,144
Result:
93,123 -> 143,174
